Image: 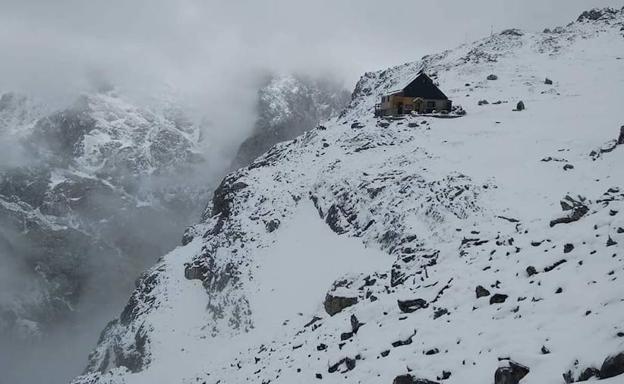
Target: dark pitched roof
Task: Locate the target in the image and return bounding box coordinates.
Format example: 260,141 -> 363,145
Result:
387,72 -> 448,100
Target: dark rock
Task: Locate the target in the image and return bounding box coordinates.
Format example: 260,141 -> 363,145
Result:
563,164 -> 574,171
490,294 -> 508,304
265,218 -> 281,233
541,346 -> 550,354
526,266 -> 538,277
600,351 -> 624,379
577,8 -> 617,22
392,375 -> 440,384
327,357 -> 355,373
324,293 -> 358,316
350,314 -> 363,334
476,285 -> 491,298
501,29 -> 524,37
340,331 -> 353,341
433,308 -> 449,319
425,348 -> 440,355
545,78 -> 553,85
515,101 -> 525,111
487,74 -> 499,81
398,298 -> 428,313
544,259 -> 567,272
550,196 -> 589,227
563,243 -> 574,253
494,360 -> 530,384
478,100 -> 489,106
607,236 -> 618,247
437,371 -> 451,380
578,367 -> 600,381
316,373 -> 323,379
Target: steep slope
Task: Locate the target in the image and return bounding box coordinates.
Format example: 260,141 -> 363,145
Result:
231,74 -> 350,169
73,8 -> 624,384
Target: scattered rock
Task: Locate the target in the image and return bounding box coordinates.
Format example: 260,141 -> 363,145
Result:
265,218 -> 280,233
350,314 -> 363,334
398,298 -> 428,313
526,266 -> 538,277
490,294 -> 508,304
476,285 -> 491,298
550,195 -> 589,227
487,74 -> 499,81
379,121 -> 390,128
495,360 -> 530,384
392,375 -> 440,384
578,367 -> 600,381
541,346 -> 551,354
501,29 -> 524,37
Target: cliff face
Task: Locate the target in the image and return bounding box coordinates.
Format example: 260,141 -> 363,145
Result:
74,8 -> 624,384
231,75 -> 350,169
0,92 -> 210,339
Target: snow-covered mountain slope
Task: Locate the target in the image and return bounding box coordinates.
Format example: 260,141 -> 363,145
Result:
73,8 -> 624,384
231,74 -> 350,169
0,91 -> 210,339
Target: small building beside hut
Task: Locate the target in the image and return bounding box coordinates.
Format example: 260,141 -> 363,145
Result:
375,72 -> 452,116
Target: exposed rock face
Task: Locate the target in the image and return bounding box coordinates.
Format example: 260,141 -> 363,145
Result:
600,351 -> 624,379
231,75 -> 350,169
0,91 -> 209,338
495,360 -> 530,384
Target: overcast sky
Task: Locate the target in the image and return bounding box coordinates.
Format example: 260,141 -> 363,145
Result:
1,0 -> 621,99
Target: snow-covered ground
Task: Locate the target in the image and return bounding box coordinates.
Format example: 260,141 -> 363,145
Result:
73,8 -> 624,384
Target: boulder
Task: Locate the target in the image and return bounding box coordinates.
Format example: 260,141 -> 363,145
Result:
618,126 -> 624,145
478,100 -> 489,106
487,74 -> 499,80
515,101 -> 525,111
324,293 -> 358,316
495,360 -> 530,384
600,351 -> 624,378
545,78 -> 553,85
476,285 -> 491,298
398,298 -> 428,313
526,266 -> 538,277
490,294 -> 508,304
563,243 -> 574,253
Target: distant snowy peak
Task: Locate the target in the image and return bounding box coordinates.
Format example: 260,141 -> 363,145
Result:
232,74 -> 350,168
30,91 -> 203,181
